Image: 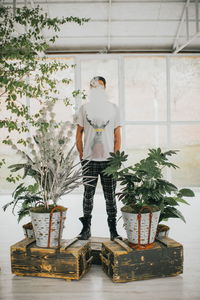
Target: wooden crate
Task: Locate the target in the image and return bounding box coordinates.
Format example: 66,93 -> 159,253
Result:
100,236 -> 183,283
90,237 -> 110,265
11,238 -> 92,281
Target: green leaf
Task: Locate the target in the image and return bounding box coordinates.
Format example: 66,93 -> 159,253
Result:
175,197 -> 190,205
178,188 -> 195,197
164,207 -> 186,223
164,197 -> 179,206
11,94 -> 17,100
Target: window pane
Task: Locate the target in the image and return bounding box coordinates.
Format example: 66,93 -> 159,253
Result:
30,57 -> 75,123
124,56 -> 167,121
171,57 -> 200,121
81,59 -> 119,105
125,124 -> 168,165
0,95 -> 29,192
171,125 -> 200,186
0,57 -> 76,193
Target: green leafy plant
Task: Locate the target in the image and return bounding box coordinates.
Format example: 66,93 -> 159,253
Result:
103,148 -> 195,222
0,5 -> 89,173
0,5 -> 89,124
3,183 -> 43,222
160,188 -> 194,223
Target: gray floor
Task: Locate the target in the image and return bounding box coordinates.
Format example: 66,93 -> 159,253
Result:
0,192 -> 200,300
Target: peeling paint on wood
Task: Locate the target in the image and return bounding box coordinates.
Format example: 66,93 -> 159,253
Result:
100,237 -> 183,283
90,237 -> 110,265
10,238 -> 92,280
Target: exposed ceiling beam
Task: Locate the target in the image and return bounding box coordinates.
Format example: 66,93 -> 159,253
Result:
4,0 -> 199,53
196,0 -> 199,31
107,0 -> 112,51
173,0 -> 200,53
173,0 -> 191,50
186,4 -> 189,40
173,30 -> 200,53
45,49 -> 200,54
3,1 -> 196,3
13,0 -> 16,16
47,35 -> 199,39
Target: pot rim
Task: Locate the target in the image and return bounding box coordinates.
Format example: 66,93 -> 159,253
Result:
121,208 -> 161,215
30,205 -> 68,214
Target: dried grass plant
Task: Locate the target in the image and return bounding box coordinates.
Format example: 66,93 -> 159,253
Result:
7,101 -> 92,211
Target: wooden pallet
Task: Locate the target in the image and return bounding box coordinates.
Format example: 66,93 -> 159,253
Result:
11,238 -> 92,281
100,236 -> 183,283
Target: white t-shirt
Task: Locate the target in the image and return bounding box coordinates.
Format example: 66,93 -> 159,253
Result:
76,89 -> 122,161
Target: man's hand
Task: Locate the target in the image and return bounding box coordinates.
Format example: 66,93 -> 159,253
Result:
114,126 -> 121,152
76,124 -> 84,160
79,152 -> 83,160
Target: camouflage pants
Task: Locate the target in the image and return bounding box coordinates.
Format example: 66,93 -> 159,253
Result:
81,160 -> 117,218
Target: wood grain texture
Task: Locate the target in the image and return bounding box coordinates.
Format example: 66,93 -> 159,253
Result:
1,193 -> 200,300
101,237 -> 183,283
10,238 -> 92,280
90,237 -> 110,265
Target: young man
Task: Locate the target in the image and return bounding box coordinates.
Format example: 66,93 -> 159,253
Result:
75,76 -> 122,240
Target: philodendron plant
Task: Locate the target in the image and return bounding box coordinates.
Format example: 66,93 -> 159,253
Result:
103,148 -> 195,223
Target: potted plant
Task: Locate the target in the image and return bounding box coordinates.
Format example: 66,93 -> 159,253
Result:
3,101 -> 92,248
3,182 -> 43,239
103,148 -> 194,247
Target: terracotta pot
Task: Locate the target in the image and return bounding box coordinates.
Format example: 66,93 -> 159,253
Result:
30,206 -> 67,248
121,208 -> 161,245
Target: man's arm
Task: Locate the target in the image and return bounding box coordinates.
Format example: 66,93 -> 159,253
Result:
114,126 -> 121,152
76,124 -> 84,160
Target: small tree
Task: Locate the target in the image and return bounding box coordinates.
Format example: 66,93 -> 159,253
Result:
0,5 -> 89,184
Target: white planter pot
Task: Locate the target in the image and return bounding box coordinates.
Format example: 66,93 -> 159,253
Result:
30,207 -> 67,248
122,210 -> 161,245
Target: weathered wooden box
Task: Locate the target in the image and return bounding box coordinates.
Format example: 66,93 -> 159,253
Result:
11,238 -> 92,280
100,236 -> 183,283
90,237 -> 110,265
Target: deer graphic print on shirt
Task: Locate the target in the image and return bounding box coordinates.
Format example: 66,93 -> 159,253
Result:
76,88 -> 122,161
86,114 -> 110,159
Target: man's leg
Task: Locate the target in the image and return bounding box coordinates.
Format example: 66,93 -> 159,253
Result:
100,162 -> 122,240
82,160 -> 98,216
77,160 -> 98,240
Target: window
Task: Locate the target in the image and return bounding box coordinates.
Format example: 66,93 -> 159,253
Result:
124,56 -> 167,121
1,55 -> 200,193
80,58 -> 119,105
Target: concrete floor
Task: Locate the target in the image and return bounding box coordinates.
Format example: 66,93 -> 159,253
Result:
0,192 -> 200,300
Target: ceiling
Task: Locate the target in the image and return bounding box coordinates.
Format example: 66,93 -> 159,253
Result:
3,0 -> 200,53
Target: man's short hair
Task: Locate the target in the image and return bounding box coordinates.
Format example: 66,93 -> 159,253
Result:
90,76 -> 106,87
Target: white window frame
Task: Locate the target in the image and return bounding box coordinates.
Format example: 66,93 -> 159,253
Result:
45,53 -> 200,149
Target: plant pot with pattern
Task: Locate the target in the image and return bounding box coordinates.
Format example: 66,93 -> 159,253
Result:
103,148 -> 195,248
3,102 -> 92,248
